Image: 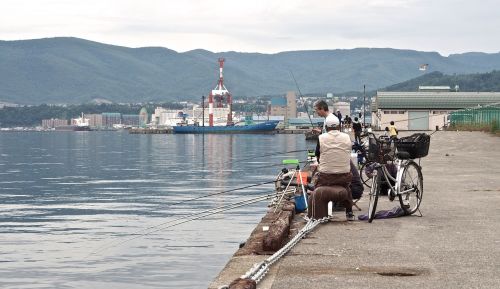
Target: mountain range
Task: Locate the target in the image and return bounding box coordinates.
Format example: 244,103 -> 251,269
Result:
2,37 -> 500,104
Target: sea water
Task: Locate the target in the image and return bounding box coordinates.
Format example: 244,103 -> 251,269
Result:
0,131 -> 310,289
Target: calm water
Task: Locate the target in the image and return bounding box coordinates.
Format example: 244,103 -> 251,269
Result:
0,131 -> 311,289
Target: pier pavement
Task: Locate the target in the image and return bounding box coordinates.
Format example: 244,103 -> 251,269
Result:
209,131 -> 500,289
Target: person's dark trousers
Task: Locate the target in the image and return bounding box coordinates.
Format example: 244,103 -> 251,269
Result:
312,172 -> 353,213
355,131 -> 361,143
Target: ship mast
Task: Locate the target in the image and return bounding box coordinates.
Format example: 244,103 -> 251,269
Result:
208,58 -> 233,126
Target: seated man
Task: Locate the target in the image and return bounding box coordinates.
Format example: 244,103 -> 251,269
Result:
309,114 -> 354,221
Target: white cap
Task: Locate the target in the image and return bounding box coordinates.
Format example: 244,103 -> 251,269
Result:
325,114 -> 340,128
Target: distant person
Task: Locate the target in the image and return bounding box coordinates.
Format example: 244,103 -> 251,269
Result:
352,117 -> 362,143
336,110 -> 343,125
383,126 -> 390,137
344,115 -> 351,129
389,121 -> 398,141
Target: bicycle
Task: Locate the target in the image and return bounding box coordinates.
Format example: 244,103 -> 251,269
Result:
366,132 -> 430,223
359,134 -> 401,188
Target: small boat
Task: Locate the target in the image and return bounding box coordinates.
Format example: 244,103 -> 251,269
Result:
173,120 -> 279,134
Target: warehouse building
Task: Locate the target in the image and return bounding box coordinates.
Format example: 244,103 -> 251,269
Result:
371,91 -> 500,130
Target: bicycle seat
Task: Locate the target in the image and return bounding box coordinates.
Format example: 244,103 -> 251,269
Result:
396,151 -> 411,159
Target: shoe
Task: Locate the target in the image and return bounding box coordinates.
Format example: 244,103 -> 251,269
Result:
346,212 -> 355,221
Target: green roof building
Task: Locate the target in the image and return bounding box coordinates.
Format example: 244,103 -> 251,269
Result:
372,91 -> 500,130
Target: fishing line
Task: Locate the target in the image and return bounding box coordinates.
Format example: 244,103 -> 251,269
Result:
221,149 -> 308,165
88,192 -> 279,256
90,183 -> 278,255
169,180 -> 276,206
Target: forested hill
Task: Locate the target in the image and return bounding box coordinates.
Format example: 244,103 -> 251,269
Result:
382,70 -> 500,92
2,37 -> 500,104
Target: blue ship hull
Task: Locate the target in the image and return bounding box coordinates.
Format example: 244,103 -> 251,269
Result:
173,120 -> 279,134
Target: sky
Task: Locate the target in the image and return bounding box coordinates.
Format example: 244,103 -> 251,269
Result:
1,0 -> 499,55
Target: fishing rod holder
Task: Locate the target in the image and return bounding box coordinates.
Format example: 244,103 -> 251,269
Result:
272,159 -> 309,213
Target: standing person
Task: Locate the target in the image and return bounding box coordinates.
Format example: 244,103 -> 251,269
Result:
352,117 -> 362,143
312,114 -> 355,221
389,121 -> 398,141
313,100 -> 334,133
344,115 -> 351,130
336,109 -> 343,125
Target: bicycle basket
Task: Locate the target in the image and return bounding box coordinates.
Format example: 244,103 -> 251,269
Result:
396,133 -> 430,159
366,135 -> 393,164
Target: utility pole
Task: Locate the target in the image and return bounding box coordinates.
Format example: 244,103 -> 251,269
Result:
202,95 -> 205,127
363,85 -> 366,126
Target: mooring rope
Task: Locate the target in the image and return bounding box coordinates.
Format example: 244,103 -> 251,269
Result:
218,216 -> 330,289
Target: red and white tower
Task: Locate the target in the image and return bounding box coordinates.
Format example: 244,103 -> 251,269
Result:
207,58 -> 232,126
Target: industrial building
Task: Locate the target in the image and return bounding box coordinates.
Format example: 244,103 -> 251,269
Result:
42,118 -> 68,129
332,101 -> 351,119
270,91 -> 297,123
122,114 -> 140,127
371,91 -> 500,130
86,114 -> 103,128
102,112 -> 122,128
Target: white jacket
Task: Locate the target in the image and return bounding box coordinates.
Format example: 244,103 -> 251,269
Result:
318,130 -> 351,174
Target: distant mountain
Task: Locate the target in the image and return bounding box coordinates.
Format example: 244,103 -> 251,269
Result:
382,70 -> 500,92
2,37 -> 500,104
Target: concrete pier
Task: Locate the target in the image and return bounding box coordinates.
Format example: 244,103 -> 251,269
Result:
209,131 -> 500,289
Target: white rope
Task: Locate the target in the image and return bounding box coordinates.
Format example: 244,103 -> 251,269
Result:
239,216 -> 329,284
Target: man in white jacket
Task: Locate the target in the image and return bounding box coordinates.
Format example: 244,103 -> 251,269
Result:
312,114 -> 354,220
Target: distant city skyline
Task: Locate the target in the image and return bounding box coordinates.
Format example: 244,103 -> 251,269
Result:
1,0 -> 499,55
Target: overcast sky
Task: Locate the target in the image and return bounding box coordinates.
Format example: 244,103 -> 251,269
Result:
1,0 -> 499,55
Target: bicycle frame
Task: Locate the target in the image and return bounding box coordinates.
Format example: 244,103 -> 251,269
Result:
366,132 -> 426,221
371,158 -> 410,199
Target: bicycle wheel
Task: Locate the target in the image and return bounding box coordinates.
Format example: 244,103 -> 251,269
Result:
367,172 -> 379,223
360,161 -> 374,188
398,161 -> 423,215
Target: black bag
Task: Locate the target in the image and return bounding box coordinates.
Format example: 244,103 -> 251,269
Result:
396,133 -> 430,159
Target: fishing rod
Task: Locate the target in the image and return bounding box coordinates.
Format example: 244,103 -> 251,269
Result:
290,70 -> 314,127
250,159 -> 309,170
89,191 -> 284,256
